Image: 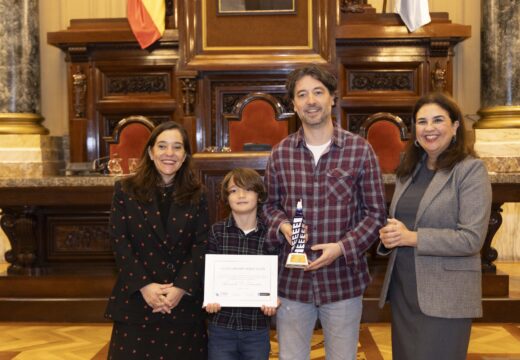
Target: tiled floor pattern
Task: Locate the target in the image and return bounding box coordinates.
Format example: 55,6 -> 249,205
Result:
0,323 -> 519,359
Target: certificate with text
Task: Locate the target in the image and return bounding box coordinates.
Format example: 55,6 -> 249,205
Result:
203,254 -> 278,308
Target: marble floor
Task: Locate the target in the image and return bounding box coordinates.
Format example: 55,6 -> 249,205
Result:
0,262 -> 518,359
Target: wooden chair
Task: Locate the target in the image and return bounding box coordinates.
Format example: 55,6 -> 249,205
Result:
359,112 -> 409,173
103,115 -> 155,174
224,92 -> 295,152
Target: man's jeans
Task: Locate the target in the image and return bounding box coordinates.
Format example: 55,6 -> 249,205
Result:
276,296 -> 362,360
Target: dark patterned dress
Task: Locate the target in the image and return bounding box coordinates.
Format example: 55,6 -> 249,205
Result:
105,182 -> 209,360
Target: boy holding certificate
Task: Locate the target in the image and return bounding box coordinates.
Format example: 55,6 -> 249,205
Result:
205,168 -> 279,360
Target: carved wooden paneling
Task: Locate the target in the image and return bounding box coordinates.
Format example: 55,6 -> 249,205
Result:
200,74 -> 291,151
348,70 -> 415,92
46,212 -> 112,262
340,62 -> 424,98
345,112 -> 412,134
104,74 -> 169,95
96,64 -> 177,100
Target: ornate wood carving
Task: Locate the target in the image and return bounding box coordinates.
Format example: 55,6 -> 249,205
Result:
107,75 -> 168,94
481,203 -> 502,273
349,71 -> 414,92
179,77 -> 197,116
54,225 -> 110,252
165,0 -> 174,16
72,68 -> 87,118
346,114 -> 368,134
222,94 -> 244,114
429,40 -> 451,57
431,60 -> 447,92
1,207 -> 40,275
222,93 -> 292,114
346,113 -> 412,135
340,0 -> 374,13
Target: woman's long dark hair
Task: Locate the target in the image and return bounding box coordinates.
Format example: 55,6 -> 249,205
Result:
396,92 -> 476,180
121,121 -> 202,204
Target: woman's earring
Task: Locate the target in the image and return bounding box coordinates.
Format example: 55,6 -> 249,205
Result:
414,140 -> 420,148
451,136 -> 456,145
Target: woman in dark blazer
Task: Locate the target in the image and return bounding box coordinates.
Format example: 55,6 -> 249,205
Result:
105,121 -> 209,359
378,93 -> 492,360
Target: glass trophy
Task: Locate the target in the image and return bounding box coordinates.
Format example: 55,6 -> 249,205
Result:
285,199 -> 309,269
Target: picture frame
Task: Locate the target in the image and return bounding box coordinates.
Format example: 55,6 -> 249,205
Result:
218,0 -> 296,15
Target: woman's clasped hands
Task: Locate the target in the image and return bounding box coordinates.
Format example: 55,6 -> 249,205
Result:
140,283 -> 187,314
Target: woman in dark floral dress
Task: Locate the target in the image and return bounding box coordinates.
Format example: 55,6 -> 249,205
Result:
105,121 -> 209,359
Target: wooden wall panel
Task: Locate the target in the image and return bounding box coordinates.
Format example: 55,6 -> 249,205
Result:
48,19 -> 181,162
204,0 -> 309,48
179,0 -> 335,70
198,73 -> 293,151
336,12 -> 469,133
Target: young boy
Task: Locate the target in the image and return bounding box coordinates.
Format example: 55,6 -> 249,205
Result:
205,168 -> 279,360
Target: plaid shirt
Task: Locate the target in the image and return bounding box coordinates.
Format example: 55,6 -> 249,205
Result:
207,214 -> 276,330
264,124 -> 386,305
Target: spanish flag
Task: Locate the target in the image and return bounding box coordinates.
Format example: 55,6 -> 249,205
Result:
127,0 -> 165,49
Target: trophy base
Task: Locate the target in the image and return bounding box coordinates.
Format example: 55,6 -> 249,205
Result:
285,253 -> 308,269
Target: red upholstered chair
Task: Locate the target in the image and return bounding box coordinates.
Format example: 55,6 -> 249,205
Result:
224,92 -> 295,152
103,115 -> 155,174
359,112 -> 409,173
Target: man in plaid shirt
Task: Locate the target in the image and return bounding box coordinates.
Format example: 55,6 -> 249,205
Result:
264,64 -> 386,360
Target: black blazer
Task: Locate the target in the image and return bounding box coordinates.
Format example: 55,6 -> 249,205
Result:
105,181 -> 209,324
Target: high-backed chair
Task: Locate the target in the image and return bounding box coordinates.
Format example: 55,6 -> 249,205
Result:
224,92 -> 295,152
103,115 -> 155,174
359,112 -> 409,173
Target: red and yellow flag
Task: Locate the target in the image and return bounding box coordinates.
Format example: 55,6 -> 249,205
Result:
127,0 -> 165,49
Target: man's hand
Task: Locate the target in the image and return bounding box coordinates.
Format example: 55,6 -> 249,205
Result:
305,243 -> 342,271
